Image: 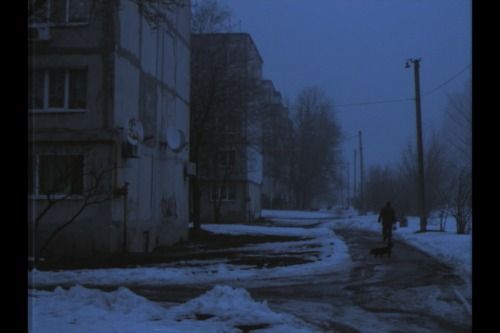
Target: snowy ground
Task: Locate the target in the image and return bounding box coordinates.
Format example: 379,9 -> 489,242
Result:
29,284 -> 319,333
28,208 -> 471,333
330,210 -> 472,278
30,217 -> 351,288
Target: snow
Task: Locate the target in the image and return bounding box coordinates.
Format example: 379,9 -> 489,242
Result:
326,211 -> 472,306
30,221 -> 351,288
29,208 -> 471,333
30,284 -> 318,333
330,213 -> 472,277
203,223 -> 328,237
261,209 -> 337,219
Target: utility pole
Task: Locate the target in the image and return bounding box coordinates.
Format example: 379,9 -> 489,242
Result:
358,130 -> 365,215
353,149 -> 357,207
406,58 -> 427,232
346,161 -> 350,208
339,170 -> 344,209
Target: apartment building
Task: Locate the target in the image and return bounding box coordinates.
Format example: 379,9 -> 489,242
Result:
28,0 -> 191,260
190,33 -> 263,223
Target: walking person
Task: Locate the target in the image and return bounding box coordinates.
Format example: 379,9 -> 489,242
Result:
378,201 -> 397,244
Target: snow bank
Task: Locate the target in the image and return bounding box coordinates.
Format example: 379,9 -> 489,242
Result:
29,285 -> 319,333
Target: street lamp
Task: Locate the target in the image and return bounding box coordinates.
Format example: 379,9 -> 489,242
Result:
406,58 -> 427,232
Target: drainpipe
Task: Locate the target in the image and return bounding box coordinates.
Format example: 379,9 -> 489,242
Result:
118,182 -> 129,253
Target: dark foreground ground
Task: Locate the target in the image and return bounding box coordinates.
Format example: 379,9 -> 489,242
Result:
30,228 -> 312,270
124,228 -> 471,333
31,225 -> 472,333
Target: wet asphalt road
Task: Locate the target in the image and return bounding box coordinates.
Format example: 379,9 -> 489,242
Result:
132,228 -> 472,333
248,229 -> 472,333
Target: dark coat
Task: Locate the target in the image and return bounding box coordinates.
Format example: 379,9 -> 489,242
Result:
378,204 -> 396,226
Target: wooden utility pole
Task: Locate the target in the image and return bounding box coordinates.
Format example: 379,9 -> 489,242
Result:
358,130 -> 365,215
346,161 -> 350,208
353,149 -> 357,204
406,58 -> 427,232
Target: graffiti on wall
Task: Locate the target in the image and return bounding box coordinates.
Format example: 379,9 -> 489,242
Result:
161,194 -> 177,222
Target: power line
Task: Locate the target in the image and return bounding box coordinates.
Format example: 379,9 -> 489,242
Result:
334,63 -> 471,109
421,64 -> 471,97
335,97 -> 413,108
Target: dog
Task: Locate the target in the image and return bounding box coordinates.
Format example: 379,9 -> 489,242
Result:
370,242 -> 393,257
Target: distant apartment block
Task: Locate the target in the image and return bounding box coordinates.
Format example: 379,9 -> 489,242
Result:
191,33 -> 263,223
260,80 -> 294,209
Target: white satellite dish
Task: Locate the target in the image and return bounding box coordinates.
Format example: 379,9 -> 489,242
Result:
125,118 -> 144,146
165,126 -> 186,152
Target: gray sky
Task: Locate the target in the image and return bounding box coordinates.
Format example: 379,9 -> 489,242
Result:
223,0 -> 471,169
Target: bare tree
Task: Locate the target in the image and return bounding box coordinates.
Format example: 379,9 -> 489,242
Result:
190,1 -> 262,228
424,132 -> 455,216
29,154 -> 122,265
395,132 -> 453,226
190,1 -> 230,231
130,0 -> 190,29
364,165 -> 397,214
191,0 -> 232,33
444,80 -> 472,167
442,80 -> 472,234
291,87 -> 342,209
449,168 -> 472,234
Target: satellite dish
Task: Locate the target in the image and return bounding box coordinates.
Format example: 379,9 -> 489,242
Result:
126,118 -> 144,145
165,126 -> 186,152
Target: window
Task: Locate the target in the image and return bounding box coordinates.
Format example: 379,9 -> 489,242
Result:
29,69 -> 87,111
29,0 -> 89,25
30,155 -> 84,196
211,184 -> 236,202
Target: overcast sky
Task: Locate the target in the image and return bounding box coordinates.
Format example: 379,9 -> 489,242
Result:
223,0 -> 471,170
